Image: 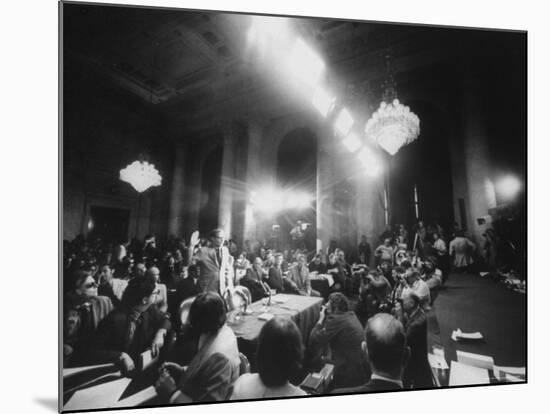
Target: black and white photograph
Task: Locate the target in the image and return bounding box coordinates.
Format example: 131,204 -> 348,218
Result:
59,1 -> 527,412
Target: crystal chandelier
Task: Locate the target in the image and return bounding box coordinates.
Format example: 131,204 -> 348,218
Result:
120,160 -> 162,193
365,53 -> 420,156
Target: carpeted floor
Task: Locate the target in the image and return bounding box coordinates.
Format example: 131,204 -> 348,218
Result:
429,272 -> 526,367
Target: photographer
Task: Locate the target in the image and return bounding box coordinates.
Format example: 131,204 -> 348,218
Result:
355,269 -> 392,326
398,269 -> 431,311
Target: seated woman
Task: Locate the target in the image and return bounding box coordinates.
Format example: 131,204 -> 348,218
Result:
63,270 -> 113,367
155,292 -> 240,403
230,317 -> 307,400
91,273 -> 171,374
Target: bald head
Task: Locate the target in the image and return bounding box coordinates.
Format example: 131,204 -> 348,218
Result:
146,266 -> 160,282
365,313 -> 408,377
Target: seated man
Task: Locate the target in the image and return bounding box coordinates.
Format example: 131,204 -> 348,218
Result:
64,270 -> 113,367
98,264 -> 128,308
239,257 -> 270,302
421,257 -> 443,291
395,291 -> 432,389
287,254 -> 320,297
146,265 -> 168,313
308,254 -> 327,274
266,253 -> 285,293
331,313 -> 410,394
155,292 -> 240,403
91,273 -> 171,374
309,293 -> 369,389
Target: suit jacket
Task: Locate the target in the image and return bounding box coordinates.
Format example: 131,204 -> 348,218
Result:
195,246 -> 234,294
267,266 -> 284,292
91,305 -> 171,363
288,265 -> 311,295
331,378 -> 403,394
240,267 -> 268,302
309,311 -> 369,389
403,308 -> 432,389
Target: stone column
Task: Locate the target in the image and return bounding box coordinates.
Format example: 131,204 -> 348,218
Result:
315,126 -> 337,252
242,118 -> 266,243
168,142 -> 186,236
218,122 -> 238,236
461,64 -> 497,249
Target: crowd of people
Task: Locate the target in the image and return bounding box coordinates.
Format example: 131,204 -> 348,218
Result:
63,219 -> 492,404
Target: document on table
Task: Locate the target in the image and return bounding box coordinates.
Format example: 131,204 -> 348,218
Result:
258,312 -> 274,321
109,386 -> 157,407
449,361 -> 490,386
63,377 -> 132,411
428,353 -> 449,370
140,349 -> 159,371
451,328 -> 484,341
456,350 -> 494,370
63,363 -> 116,378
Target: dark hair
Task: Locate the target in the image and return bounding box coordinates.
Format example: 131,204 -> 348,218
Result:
400,260 -> 412,269
209,228 -> 224,239
188,292 -> 227,334
365,313 -> 406,373
72,270 -> 92,290
328,292 -> 349,313
121,273 -> 156,308
257,317 -> 303,387
403,291 -> 421,308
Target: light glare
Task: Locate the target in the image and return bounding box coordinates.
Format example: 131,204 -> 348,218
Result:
334,108 -> 354,136
496,175 -> 521,200
342,133 -> 362,152
312,86 -> 335,118
285,38 -> 326,88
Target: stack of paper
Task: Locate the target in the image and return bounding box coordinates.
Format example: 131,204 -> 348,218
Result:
451,328 -> 484,341
456,350 -> 494,370
449,361 -> 490,386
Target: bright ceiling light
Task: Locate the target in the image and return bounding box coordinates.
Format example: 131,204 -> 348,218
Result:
334,108 -> 354,137
248,16 -> 289,43
342,133 -> 362,152
496,175 -> 522,200
120,160 -> 162,193
311,86 -> 335,118
285,38 -> 326,88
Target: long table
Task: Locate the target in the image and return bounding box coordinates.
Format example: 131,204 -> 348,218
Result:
227,293 -> 324,369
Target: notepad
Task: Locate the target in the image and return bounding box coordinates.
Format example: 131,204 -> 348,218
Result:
451,328 -> 484,341
140,350 -> 159,371
449,361 -> 490,386
456,350 -> 494,370
64,377 -> 132,411
109,386 -> 157,407
258,312 -> 274,321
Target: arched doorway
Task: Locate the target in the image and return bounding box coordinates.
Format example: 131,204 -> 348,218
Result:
275,128 -> 317,251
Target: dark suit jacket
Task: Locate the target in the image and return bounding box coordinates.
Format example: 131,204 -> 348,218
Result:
309,311 -> 369,389
403,308 -> 432,389
92,305 -> 171,363
267,266 -> 284,292
240,268 -> 268,302
331,378 -> 403,394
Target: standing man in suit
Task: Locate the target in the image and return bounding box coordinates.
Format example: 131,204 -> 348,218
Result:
188,228 -> 234,296
331,313 -> 410,394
